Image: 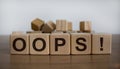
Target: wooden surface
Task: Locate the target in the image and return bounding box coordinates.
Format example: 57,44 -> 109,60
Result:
0,34 -> 120,69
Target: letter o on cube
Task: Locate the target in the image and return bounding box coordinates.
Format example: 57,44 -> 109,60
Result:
10,34 -> 29,54
30,33 -> 49,55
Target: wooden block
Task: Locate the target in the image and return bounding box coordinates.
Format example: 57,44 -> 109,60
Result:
10,34 -> 29,54
71,33 -> 91,54
80,21 -> 91,32
50,33 -> 70,55
56,20 -> 68,32
42,21 -> 56,33
92,33 -> 112,54
56,20 -> 62,31
61,20 -> 68,31
30,33 -> 49,55
31,18 -> 44,31
67,21 -> 72,31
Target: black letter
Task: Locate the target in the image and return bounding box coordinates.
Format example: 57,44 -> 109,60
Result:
33,38 -> 46,51
55,38 -> 65,51
13,38 -> 26,51
76,38 -> 87,51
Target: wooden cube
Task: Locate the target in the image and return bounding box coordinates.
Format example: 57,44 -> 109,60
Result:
31,18 -> 44,31
42,21 -> 56,33
10,34 -> 29,54
30,33 -> 50,55
71,33 -> 91,54
67,21 -> 72,31
50,33 -> 70,55
56,20 -> 68,32
92,33 -> 112,54
80,21 -> 91,32
61,20 -> 68,31
56,20 -> 62,31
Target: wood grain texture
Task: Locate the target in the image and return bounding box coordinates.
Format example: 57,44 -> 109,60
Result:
67,21 -> 72,31
56,20 -> 62,31
80,21 -> 91,32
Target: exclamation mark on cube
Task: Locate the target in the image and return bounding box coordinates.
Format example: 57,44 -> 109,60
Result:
100,37 -> 103,51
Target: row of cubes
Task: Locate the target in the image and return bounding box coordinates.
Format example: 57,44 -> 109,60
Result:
10,33 -> 112,55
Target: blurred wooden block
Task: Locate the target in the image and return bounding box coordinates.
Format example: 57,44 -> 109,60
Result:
56,20 -> 68,32
31,18 -> 44,31
50,33 -> 70,55
42,21 -> 56,33
67,21 -> 72,31
61,20 -> 68,31
30,33 -> 49,55
92,33 -> 112,54
80,21 -> 91,32
56,20 -> 62,31
10,34 -> 29,54
71,33 -> 91,54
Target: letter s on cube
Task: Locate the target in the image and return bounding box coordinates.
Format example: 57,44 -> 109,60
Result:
71,33 -> 91,54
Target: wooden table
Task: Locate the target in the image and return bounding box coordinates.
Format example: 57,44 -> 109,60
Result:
0,35 -> 120,69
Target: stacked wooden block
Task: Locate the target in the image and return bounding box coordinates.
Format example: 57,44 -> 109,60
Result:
56,20 -> 72,32
31,18 -> 56,33
10,18 -> 112,55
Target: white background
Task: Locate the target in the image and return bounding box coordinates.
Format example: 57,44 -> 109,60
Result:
0,0 -> 120,35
